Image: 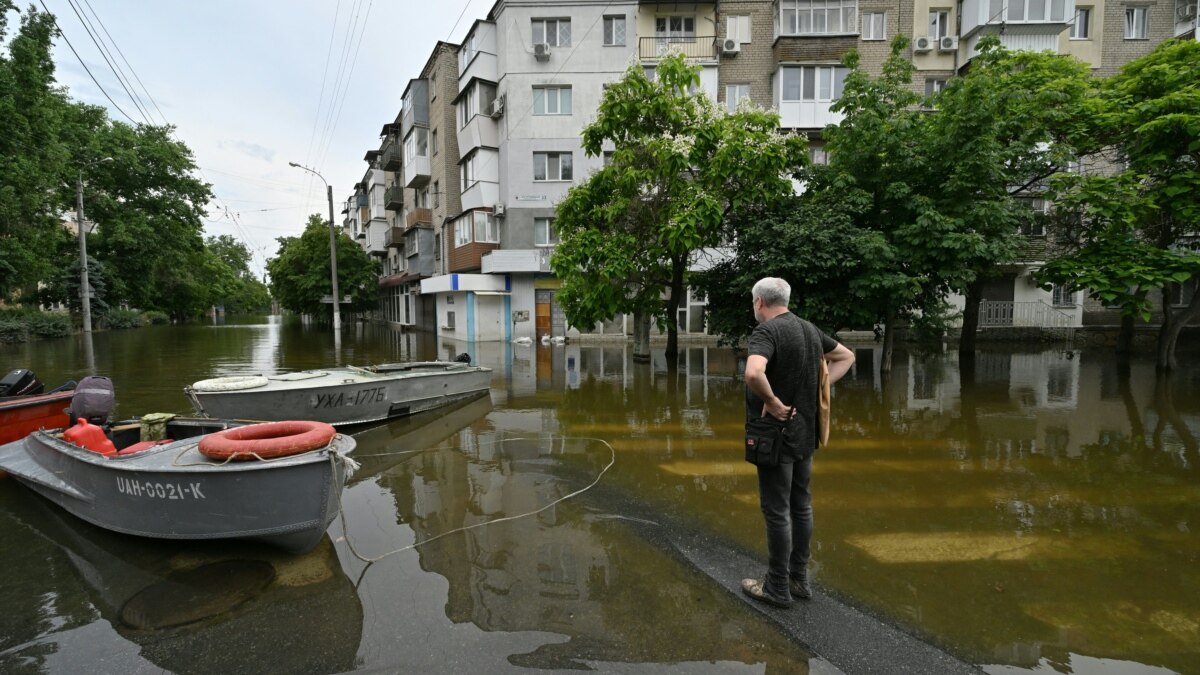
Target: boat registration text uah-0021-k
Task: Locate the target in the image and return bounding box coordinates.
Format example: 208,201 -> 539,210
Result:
116,477 -> 206,500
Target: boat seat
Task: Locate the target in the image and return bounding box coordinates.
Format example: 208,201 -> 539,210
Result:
116,439 -> 173,456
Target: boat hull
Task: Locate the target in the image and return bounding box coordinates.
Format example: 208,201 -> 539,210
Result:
0,424 -> 354,553
0,390 -> 74,444
187,363 -> 492,426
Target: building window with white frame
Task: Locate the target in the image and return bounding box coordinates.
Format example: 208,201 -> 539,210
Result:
1020,198 -> 1048,236
726,83 -> 751,112
779,0 -> 857,35
473,211 -> 498,243
1069,7 -> 1090,38
455,219 -> 470,247
534,217 -> 560,246
533,18 -> 571,46
809,145 -> 829,165
460,86 -> 476,129
1051,284 -> 1074,306
533,152 -> 573,181
727,15 -> 751,43
461,34 -> 476,71
533,85 -> 572,115
862,11 -> 886,40
1125,6 -> 1148,39
461,153 -> 477,190
781,66 -> 851,102
929,9 -> 949,38
431,129 -> 438,156
1006,0 -> 1070,21
925,78 -> 947,96
433,180 -> 439,208
603,16 -> 626,46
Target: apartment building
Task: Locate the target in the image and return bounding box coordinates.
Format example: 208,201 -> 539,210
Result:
361,0 -> 1182,340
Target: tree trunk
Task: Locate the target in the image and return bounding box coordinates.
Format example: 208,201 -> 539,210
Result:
1117,358 -> 1144,442
1155,372 -> 1198,454
881,307 -> 897,374
665,259 -> 685,361
1157,282 -> 1200,371
632,311 -> 651,362
1116,314 -> 1135,354
959,279 -> 983,354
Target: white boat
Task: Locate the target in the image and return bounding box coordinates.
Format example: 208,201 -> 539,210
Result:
184,361 -> 492,427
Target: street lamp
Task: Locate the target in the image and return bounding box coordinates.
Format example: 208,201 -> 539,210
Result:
288,162 -> 341,335
77,157 -> 113,334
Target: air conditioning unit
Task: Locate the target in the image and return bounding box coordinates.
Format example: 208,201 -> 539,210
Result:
492,203 -> 506,217
939,36 -> 959,52
533,43 -> 551,61
489,94 -> 505,119
914,36 -> 934,52
1179,2 -> 1198,19
721,38 -> 740,55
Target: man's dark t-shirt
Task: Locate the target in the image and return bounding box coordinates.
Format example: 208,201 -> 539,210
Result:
746,312 -> 840,456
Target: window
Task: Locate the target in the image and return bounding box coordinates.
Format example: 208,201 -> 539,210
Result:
534,217 -> 559,246
779,0 -> 857,35
781,66 -> 850,102
603,15 -> 626,46
655,16 -> 696,38
455,218 -> 470,246
862,11 -> 886,40
726,83 -> 751,112
445,311 -> 455,329
809,146 -> 829,165
1069,7 -> 1090,38
1004,0 -> 1070,21
533,85 -> 572,115
431,129 -> 438,156
1168,280 -> 1196,306
461,153 -> 477,188
603,150 -> 615,166
928,10 -> 949,38
405,128 -> 428,162
461,34 -> 476,71
1051,284 -> 1074,306
533,18 -> 571,46
433,180 -> 439,208
460,86 -> 476,128
404,228 -> 419,254
726,15 -> 752,43
1020,198 -> 1048,236
473,211 -> 498,243
1125,7 -> 1147,39
430,74 -> 437,100
417,187 -> 429,209
925,78 -> 947,96
533,152 -> 573,181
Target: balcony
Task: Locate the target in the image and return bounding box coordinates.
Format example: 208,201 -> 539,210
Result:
404,155 -> 430,188
384,184 -> 404,211
385,226 -> 404,248
482,248 -> 553,274
459,51 -> 498,94
406,208 -> 432,229
960,0 -> 1074,58
460,180 -> 500,212
381,142 -> 401,171
366,220 -> 387,257
457,113 -> 499,156
639,36 -> 716,61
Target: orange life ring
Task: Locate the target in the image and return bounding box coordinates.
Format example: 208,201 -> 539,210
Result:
198,421 -> 337,461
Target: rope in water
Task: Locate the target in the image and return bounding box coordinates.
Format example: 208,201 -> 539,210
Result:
334,434 -> 616,564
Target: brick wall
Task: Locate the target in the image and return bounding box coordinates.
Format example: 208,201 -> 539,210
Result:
1099,0 -> 1176,76
715,0 -> 777,108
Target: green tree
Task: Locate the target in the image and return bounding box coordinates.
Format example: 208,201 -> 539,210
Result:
267,214 -> 378,319
1040,40 -> 1200,370
205,234 -> 271,313
552,54 -> 807,359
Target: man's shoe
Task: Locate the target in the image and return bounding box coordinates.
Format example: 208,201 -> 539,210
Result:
789,571 -> 812,600
741,578 -> 792,608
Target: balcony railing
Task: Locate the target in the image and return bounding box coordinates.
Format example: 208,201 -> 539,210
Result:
381,143 -> 401,171
406,207 -> 432,228
979,301 -> 1073,328
639,35 -> 716,60
385,226 -> 404,248
384,185 -> 404,211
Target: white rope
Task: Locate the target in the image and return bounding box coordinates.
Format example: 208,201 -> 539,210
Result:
335,435 -> 617,564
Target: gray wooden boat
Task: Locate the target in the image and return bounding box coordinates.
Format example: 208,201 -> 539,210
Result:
184,361 -> 493,426
0,417 -> 355,553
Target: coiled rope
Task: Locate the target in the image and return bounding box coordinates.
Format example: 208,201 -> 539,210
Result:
335,434 -> 616,564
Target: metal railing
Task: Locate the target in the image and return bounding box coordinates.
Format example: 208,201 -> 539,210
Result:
638,36 -> 716,60
979,301 -> 1073,328
406,208 -> 432,228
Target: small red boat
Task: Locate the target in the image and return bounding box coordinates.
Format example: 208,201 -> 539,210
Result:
0,370 -> 76,445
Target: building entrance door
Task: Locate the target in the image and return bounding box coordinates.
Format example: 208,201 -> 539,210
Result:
535,290 -> 553,338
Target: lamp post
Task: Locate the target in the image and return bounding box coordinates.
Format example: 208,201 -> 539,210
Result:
76,157 -> 113,334
288,162 -> 341,335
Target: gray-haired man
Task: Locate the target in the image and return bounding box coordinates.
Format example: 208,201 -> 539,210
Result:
741,277 -> 854,607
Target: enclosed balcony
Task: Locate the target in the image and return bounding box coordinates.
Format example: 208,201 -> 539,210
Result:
406,207 -> 432,229
365,220 -> 387,257
400,79 -> 429,140
960,0 -> 1074,57
482,248 -> 553,274
384,184 -> 404,211
404,154 -> 430,188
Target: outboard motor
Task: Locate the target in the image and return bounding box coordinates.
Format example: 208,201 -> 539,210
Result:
454,352 -> 472,364
69,375 -> 115,426
0,369 -> 44,397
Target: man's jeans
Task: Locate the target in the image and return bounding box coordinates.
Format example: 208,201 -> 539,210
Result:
756,455 -> 813,600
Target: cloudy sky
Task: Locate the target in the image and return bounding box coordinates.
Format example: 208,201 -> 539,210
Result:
38,0 -> 485,277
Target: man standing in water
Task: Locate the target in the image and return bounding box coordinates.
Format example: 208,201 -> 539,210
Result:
741,277 -> 855,607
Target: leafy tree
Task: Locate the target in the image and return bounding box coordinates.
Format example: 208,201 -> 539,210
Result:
205,234 -> 271,313
267,214 -> 378,320
552,54 -> 807,359
1040,40 -> 1200,369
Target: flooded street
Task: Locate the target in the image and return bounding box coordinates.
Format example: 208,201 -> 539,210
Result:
1,317 -> 1197,674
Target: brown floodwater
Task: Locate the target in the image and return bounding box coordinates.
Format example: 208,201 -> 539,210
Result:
1,316 -> 1197,674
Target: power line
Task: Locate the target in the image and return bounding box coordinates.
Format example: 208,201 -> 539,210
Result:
304,0 -> 366,209
37,0 -> 139,125
61,0 -> 154,124
312,0 -> 375,181
446,0 -> 475,40
300,0 -> 344,212
78,0 -> 169,126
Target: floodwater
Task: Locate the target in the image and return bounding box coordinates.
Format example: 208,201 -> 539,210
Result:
1,316 -> 1197,674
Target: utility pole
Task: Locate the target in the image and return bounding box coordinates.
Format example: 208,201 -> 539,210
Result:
288,162 -> 341,334
76,170 -> 93,334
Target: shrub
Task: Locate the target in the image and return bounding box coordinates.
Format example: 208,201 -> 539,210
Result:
142,310 -> 170,325
28,312 -> 72,338
0,318 -> 27,343
105,308 -> 145,329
